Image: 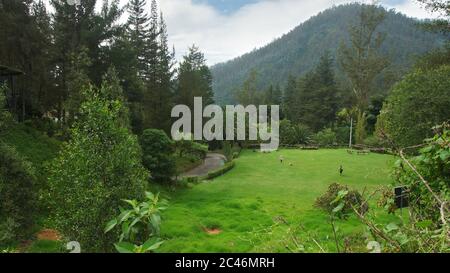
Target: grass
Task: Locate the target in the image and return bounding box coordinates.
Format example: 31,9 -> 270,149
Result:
157,149 -> 398,253
1,123 -> 60,173
1,123 -> 61,253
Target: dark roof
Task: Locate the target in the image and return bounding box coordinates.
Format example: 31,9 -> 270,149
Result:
0,65 -> 23,76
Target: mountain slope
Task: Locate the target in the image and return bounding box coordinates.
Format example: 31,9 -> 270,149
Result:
211,3 -> 447,104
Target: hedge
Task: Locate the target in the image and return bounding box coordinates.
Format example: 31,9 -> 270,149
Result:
206,161 -> 236,180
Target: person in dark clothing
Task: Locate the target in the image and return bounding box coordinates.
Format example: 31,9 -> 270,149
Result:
339,165 -> 344,176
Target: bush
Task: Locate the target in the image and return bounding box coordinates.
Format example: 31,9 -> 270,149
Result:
48,84 -> 148,252
314,128 -> 337,146
315,183 -> 367,219
334,126 -> 352,145
363,135 -> 382,147
206,161 -> 235,180
392,122 -> 449,223
0,143 -> 37,243
222,141 -> 233,161
105,192 -> 167,253
280,120 -> 312,145
376,65 -> 450,147
140,129 -> 176,183
175,137 -> 208,159
0,85 -> 13,134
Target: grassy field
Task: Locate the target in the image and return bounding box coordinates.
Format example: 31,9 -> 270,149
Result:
158,149 -> 398,253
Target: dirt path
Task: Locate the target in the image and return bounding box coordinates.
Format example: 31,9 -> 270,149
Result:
182,153 -> 227,177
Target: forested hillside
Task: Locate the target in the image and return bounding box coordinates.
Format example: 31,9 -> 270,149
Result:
211,3 -> 447,104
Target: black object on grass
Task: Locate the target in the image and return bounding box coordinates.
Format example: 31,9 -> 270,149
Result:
394,186 -> 409,209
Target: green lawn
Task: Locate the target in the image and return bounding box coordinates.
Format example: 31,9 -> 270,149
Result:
158,149 -> 398,253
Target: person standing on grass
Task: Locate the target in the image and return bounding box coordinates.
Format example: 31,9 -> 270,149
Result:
280,155 -> 284,164
339,165 -> 344,176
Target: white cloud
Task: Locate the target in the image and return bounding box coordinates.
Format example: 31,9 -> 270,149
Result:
386,0 -> 436,19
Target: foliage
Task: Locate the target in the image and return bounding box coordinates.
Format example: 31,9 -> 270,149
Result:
175,136 -> 208,159
315,183 -> 368,219
291,53 -> 340,131
114,238 -> 164,253
339,4 -> 389,112
0,85 -> 12,132
376,65 -> 450,147
47,84 -> 148,252
355,112 -> 367,144
206,161 -> 235,180
416,0 -> 450,33
105,192 -> 167,253
279,120 -> 312,145
0,142 -> 37,242
348,125 -> 449,252
222,141 -> 233,161
140,129 -> 176,183
362,135 -> 382,147
314,128 -> 337,146
175,45 -> 214,108
0,218 -> 19,246
393,123 -> 449,223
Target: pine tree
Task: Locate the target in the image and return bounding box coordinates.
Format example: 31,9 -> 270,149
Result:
283,75 -> 298,121
126,0 -> 149,77
147,12 -> 175,132
176,45 -> 214,108
235,69 -> 260,106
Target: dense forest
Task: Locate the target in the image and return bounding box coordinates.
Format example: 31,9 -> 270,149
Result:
211,3 -> 447,104
0,0 -> 214,135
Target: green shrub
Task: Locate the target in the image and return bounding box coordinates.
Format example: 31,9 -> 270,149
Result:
392,122 -> 449,223
335,126 -> 352,145
140,129 -> 176,183
105,192 -> 167,253
280,120 -> 312,145
0,85 -> 12,133
0,218 -> 19,246
206,161 -> 235,180
315,183 -> 367,219
0,143 -> 37,243
175,138 -> 208,159
314,128 -> 337,146
363,135 -> 382,147
376,65 -> 450,147
222,141 -> 233,161
48,84 -> 148,252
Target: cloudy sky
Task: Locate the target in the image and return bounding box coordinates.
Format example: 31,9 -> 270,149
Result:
67,0 -> 439,65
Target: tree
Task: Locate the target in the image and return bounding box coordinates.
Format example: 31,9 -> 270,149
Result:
279,120 -> 312,145
416,0 -> 450,33
295,53 -> 339,132
48,81 -> 148,252
140,129 -> 176,183
338,4 -> 389,143
283,75 -> 298,121
235,69 -> 261,106
175,45 -> 214,108
0,143 -> 37,244
376,65 -> 450,148
126,0 -> 150,76
144,12 -> 175,132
